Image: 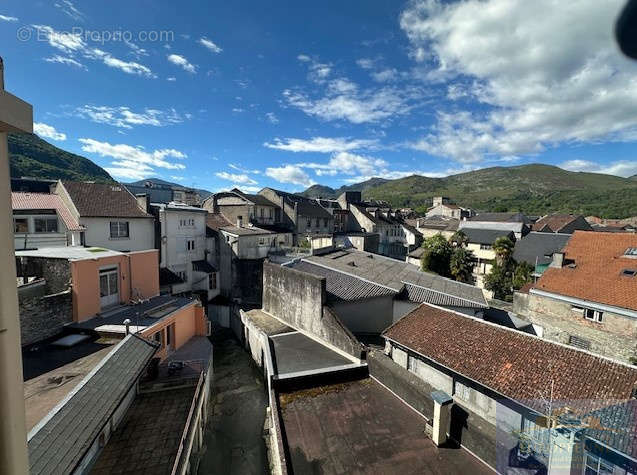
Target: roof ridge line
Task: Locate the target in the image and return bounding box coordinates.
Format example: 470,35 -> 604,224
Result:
401,281 -> 487,307
301,258 -> 400,292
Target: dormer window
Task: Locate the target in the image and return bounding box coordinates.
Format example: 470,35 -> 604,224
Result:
624,247 -> 637,258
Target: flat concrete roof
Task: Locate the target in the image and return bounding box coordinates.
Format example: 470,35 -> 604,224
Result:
280,378 -> 493,474
15,246 -> 123,261
243,308 -> 292,336
270,332 -> 351,375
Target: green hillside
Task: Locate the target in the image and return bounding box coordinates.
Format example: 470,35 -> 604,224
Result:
8,133 -> 113,183
301,164 -> 637,218
302,177 -> 389,198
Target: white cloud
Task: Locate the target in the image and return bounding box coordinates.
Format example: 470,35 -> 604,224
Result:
124,39 -> 149,60
167,54 -> 196,73
44,55 -> 87,70
74,105 -> 185,129
264,136 -> 377,153
356,58 -> 375,69
215,172 -> 258,185
33,25 -> 155,77
283,83 -> 419,124
297,54 -> 311,62
34,123 -> 67,141
560,159 -> 637,177
371,68 -> 398,82
79,138 -> 186,180
54,0 -> 85,21
400,0 -> 637,163
0,14 -> 18,22
229,163 -> 260,174
265,165 -> 315,187
232,108 -> 244,113
231,184 -> 262,193
325,152 -> 387,176
199,37 -> 222,53
265,112 -> 279,124
167,77 -> 176,82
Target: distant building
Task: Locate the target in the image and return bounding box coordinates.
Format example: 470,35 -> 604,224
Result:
426,196 -> 473,219
461,228 -> 516,291
12,192 -> 84,249
415,217 -> 459,240
202,188 -> 280,228
54,181 -> 155,252
514,231 -> 637,363
532,214 -> 593,234
150,202 -> 218,301
461,212 -> 531,240
512,231 -> 571,276
124,180 -> 202,206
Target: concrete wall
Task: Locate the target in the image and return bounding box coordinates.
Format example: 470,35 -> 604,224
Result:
392,300 -> 420,322
261,262 -> 363,359
330,295 -> 394,334
79,217 -> 155,252
296,214 -> 333,235
514,291 -> 637,363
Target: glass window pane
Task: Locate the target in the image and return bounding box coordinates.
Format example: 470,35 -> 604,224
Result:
100,274 -> 108,297
110,222 -> 118,237
108,273 -> 118,295
34,219 -> 46,233
121,222 -> 129,237
47,218 -> 58,233
14,218 -> 28,233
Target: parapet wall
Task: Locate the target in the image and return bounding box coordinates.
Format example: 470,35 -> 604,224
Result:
262,262 -> 363,359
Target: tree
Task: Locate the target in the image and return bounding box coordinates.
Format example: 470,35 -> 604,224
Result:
450,230 -> 468,247
513,261 -> 534,290
420,234 -> 452,277
484,262 -> 514,300
450,247 -> 475,283
493,236 -> 515,265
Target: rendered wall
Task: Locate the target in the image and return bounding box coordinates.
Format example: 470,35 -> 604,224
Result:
79,216 -> 154,252
261,262 -> 363,359
330,295 -> 394,334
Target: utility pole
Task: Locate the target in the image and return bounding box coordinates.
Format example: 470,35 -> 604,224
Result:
0,56 -> 33,474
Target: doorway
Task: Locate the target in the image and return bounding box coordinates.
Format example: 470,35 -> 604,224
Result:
99,267 -> 119,309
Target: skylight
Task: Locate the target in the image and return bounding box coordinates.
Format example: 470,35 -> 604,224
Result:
624,247 -> 637,257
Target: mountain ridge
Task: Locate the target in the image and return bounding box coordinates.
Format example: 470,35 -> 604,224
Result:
300,164 -> 637,218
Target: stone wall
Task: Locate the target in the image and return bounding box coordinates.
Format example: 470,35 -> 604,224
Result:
19,287 -> 72,346
262,262 -> 363,359
514,292 -> 637,363
15,256 -> 71,294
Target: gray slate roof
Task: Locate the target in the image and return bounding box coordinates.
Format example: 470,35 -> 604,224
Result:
305,249 -> 487,308
461,228 -> 514,245
28,335 -> 158,475
289,260 -> 397,302
468,212 -> 530,223
402,282 -> 487,308
512,231 -> 571,266
585,400 -> 637,459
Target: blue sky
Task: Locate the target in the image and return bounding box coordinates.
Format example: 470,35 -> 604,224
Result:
2,0 -> 637,193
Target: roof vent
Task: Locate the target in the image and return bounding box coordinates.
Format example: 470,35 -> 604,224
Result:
347,261 -> 356,267
367,254 -> 374,259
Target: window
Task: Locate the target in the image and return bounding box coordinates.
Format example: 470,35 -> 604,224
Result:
622,268 -> 637,277
260,208 -> 264,218
209,272 -> 217,290
269,208 -> 273,218
153,331 -> 163,346
258,237 -> 265,246
583,308 -> 603,323
315,218 -> 320,227
13,218 -> 28,233
34,217 -> 58,233
585,453 -> 614,475
480,244 -> 492,250
186,239 -> 195,251
624,247 -> 637,257
110,221 -> 129,238
306,218 -> 311,228
176,270 -> 188,282
323,218 -> 328,227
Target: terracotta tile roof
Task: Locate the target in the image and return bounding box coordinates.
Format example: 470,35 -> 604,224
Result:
12,192 -> 83,230
383,303 -> 637,413
61,182 -> 152,218
533,231 -> 637,312
205,212 -> 233,231
532,214 -> 587,233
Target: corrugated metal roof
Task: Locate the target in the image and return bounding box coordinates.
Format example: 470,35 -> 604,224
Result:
402,282 -> 486,308
289,260 -> 397,302
28,335 -> 158,475
12,192 -> 83,231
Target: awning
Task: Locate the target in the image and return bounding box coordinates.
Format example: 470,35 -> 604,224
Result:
192,260 -> 217,273
159,267 -> 184,286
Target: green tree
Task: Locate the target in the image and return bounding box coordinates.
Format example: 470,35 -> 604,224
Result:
493,236 -> 515,265
450,230 -> 468,247
513,261 -> 534,290
450,247 -> 475,283
484,262 -> 514,300
420,234 -> 452,276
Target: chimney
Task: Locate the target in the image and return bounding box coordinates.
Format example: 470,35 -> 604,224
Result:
550,252 -> 565,268
0,56 -> 4,91
237,215 -> 243,228
123,318 -> 131,335
135,193 -> 150,213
